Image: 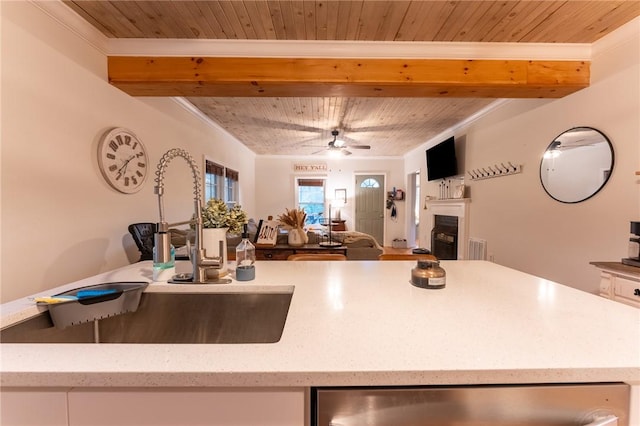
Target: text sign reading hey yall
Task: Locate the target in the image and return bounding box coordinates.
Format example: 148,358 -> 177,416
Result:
293,163 -> 327,172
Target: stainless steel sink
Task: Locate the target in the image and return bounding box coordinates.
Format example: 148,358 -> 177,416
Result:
1,289 -> 293,344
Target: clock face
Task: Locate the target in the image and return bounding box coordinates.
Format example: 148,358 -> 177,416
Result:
98,128 -> 148,194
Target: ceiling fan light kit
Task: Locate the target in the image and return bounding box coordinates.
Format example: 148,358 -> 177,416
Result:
310,130 -> 371,156
329,149 -> 351,157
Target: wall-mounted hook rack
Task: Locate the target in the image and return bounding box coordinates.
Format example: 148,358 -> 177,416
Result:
468,162 -> 522,181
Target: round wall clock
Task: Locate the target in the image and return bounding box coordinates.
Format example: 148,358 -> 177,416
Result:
97,128 -> 149,194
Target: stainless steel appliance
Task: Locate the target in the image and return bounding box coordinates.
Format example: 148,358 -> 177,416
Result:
313,383 -> 630,425
622,221 -> 640,268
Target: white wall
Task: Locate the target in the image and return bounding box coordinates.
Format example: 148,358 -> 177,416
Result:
405,131 -> 473,248
406,18 -> 640,293
255,156 -> 406,246
0,2 -> 256,302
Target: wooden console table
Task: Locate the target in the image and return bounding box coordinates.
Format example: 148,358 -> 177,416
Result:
255,244 -> 347,260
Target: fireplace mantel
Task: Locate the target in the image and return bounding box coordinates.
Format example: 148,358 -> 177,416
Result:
425,198 -> 470,260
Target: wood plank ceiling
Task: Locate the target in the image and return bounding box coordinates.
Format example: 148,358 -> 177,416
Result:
63,1 -> 640,156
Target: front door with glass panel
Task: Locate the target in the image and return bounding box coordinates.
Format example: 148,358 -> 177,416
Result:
355,174 -> 384,245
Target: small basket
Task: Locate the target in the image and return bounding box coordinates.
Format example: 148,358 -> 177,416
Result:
392,238 -> 408,249
41,282 -> 148,329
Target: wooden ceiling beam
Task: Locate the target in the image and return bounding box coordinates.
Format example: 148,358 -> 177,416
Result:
107,57 -> 590,98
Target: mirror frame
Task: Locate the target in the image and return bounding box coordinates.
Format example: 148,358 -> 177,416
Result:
539,126 -> 615,204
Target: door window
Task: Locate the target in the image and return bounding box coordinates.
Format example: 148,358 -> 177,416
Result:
360,178 -> 380,188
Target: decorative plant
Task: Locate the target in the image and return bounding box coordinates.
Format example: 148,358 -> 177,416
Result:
277,207 -> 307,229
201,198 -> 247,234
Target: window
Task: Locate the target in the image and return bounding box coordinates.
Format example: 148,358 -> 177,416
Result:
205,159 -> 239,204
360,178 -> 380,188
205,160 -> 224,201
225,168 -> 239,204
297,178 -> 325,226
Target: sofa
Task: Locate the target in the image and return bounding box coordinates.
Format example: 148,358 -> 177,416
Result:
305,230 -> 383,260
229,228 -> 383,260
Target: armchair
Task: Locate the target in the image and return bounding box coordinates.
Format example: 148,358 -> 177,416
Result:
128,222 -> 156,262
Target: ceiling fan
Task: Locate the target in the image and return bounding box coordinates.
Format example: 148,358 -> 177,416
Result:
545,130 -> 605,158
310,130 -> 371,156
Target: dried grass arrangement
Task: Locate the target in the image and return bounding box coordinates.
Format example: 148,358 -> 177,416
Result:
277,208 -> 307,229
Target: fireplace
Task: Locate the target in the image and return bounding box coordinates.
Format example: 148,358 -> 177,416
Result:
424,199 -> 469,259
431,215 -> 458,260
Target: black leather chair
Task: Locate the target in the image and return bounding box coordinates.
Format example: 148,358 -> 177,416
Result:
128,223 -> 156,261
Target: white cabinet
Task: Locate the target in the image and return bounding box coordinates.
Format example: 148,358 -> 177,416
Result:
613,275 -> 640,307
0,388 -> 69,426
632,385 -> 640,426
591,262 -> 640,308
1,387 -> 306,426
68,387 -> 306,426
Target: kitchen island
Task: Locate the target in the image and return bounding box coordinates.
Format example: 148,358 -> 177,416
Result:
1,260 -> 639,425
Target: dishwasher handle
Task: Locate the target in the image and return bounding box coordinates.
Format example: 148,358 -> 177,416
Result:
584,415 -> 618,426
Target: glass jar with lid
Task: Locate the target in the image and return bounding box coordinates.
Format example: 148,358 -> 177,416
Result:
411,259 -> 446,289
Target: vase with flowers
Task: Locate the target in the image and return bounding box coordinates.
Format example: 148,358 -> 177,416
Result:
278,207 -> 308,247
199,199 -> 248,277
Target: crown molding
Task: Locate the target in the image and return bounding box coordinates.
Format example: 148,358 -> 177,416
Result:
171,98 -> 255,155
30,0 -> 110,55
107,39 -> 591,61
171,97 -> 222,129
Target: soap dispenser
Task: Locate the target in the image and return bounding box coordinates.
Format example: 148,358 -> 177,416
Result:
152,238 -> 175,282
235,224 -> 256,281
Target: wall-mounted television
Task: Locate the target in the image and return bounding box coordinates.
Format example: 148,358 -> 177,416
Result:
426,136 -> 458,181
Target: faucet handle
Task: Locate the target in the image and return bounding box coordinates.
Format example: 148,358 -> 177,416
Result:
200,240 -> 225,266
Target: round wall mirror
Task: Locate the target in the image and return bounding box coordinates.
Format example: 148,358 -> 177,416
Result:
540,127 -> 614,203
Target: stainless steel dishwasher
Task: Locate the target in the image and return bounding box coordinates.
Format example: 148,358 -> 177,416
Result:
312,383 -> 630,425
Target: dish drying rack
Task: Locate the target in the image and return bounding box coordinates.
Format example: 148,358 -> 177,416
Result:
38,282 -> 148,329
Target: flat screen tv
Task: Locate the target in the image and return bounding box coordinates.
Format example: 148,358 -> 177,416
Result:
426,136 -> 458,181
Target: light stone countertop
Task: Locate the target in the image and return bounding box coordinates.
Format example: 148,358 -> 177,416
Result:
1,260 -> 639,388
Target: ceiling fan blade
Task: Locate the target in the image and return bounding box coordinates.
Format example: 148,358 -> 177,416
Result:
232,116 -> 325,134
284,137 -> 328,148
311,148 -> 328,155
340,134 -> 364,144
343,150 -> 353,156
346,144 -> 371,149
